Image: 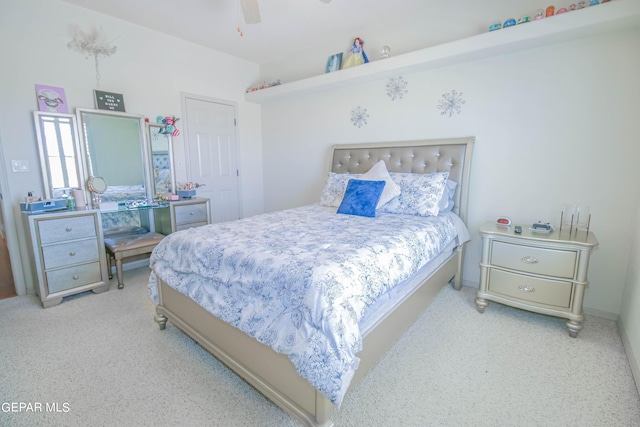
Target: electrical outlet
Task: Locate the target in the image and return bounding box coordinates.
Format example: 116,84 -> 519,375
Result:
11,160 -> 29,172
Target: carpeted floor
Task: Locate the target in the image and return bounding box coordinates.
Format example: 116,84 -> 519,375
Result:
1,266 -> 638,427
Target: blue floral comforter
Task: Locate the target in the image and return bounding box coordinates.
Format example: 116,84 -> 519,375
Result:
148,204 -> 461,405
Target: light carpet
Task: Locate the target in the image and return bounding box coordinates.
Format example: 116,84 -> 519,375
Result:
1,266 -> 638,427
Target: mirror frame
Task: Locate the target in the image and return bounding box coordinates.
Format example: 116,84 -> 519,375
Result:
76,108 -> 154,204
147,122 -> 177,196
33,111 -> 85,200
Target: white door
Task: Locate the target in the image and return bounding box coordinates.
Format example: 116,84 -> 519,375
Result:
183,96 -> 240,223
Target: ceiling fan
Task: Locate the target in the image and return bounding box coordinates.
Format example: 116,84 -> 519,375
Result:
239,0 -> 332,25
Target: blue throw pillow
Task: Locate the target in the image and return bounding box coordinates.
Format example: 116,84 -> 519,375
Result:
337,179 -> 386,217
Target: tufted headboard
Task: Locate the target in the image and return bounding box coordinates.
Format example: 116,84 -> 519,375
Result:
331,137 -> 475,224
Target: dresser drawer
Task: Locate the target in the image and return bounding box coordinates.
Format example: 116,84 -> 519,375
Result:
42,239 -> 99,269
38,215 -> 97,244
174,203 -> 208,225
491,241 -> 577,278
46,262 -> 103,294
488,269 -> 573,308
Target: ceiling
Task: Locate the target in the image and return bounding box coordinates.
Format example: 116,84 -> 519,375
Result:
60,0 -> 552,65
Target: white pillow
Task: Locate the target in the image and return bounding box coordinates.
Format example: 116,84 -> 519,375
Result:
320,172 -> 361,207
360,160 -> 401,208
439,180 -> 457,213
379,172 -> 449,217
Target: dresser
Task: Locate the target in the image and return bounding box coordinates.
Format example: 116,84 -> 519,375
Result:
154,197 -> 211,234
23,210 -> 109,308
476,222 -> 598,337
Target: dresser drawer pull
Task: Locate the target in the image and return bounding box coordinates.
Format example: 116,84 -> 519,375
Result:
518,285 -> 536,293
73,275 -> 79,280
521,256 -> 539,264
65,227 -> 73,232
69,252 -> 76,257
189,211 -> 195,215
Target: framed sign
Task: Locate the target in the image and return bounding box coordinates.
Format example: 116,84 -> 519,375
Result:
94,90 -> 125,112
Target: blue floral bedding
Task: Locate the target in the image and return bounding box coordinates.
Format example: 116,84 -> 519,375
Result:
148,204 -> 461,405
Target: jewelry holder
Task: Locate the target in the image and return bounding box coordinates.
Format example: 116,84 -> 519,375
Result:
560,204 -> 591,234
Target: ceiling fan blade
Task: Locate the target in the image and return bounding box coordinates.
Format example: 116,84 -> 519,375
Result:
318,0 -> 332,3
239,0 -> 261,24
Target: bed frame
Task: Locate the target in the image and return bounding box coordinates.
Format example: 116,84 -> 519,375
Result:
153,137 -> 475,426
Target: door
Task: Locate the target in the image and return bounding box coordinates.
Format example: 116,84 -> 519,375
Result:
0,191 -> 16,299
183,96 -> 240,223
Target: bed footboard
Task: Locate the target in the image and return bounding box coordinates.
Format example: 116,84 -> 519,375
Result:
153,249 -> 461,427
155,279 -> 334,427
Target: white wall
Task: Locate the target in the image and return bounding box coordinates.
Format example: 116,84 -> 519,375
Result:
620,190 -> 640,394
0,0 -> 263,293
260,28 -> 640,318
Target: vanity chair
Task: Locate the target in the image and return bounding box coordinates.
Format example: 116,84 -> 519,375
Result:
103,226 -> 165,289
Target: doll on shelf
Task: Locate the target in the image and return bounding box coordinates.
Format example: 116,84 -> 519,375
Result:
341,37 -> 369,69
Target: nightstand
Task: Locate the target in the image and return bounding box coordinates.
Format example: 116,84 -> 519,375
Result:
476,222 -> 598,337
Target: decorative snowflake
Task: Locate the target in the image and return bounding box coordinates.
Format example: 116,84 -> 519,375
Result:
386,76 -> 408,101
350,106 -> 369,128
437,90 -> 466,117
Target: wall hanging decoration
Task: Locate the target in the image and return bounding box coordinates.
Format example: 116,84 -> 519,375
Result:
67,24 -> 118,88
437,90 -> 466,117
35,84 -> 68,113
94,90 -> 125,112
350,106 -> 369,128
386,76 -> 408,101
156,116 -> 181,137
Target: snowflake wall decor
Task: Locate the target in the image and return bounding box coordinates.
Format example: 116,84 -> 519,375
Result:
350,106 -> 369,128
67,24 -> 118,88
386,76 -> 408,101
437,90 -> 466,117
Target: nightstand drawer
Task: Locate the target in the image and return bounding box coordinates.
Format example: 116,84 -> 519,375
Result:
174,203 -> 208,225
488,269 -> 573,308
491,241 -> 577,278
38,215 -> 97,244
46,262 -> 103,294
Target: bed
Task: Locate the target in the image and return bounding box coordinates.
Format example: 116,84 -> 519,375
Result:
148,137 -> 474,426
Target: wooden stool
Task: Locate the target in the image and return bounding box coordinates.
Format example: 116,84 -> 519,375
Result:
104,232 -> 165,289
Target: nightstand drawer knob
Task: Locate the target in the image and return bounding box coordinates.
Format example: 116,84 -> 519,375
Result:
518,285 -> 536,293
521,256 -> 539,264
65,227 -> 72,232
73,275 -> 79,280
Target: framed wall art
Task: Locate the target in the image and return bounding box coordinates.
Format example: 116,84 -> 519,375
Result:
35,84 -> 68,113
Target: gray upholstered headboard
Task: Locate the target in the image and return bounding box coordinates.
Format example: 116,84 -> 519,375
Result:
331,137 -> 475,223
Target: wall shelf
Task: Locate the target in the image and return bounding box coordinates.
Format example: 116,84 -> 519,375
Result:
245,0 -> 640,104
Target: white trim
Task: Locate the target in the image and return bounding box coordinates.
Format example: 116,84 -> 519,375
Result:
0,132 -> 26,295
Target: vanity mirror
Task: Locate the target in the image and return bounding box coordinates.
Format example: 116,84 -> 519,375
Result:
147,122 -> 176,196
33,111 -> 84,199
76,108 -> 153,204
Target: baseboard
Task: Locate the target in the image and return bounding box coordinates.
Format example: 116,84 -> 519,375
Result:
617,318 -> 640,398
583,306 -> 618,321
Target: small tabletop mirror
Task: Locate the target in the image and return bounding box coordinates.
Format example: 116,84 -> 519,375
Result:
87,176 -> 108,207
